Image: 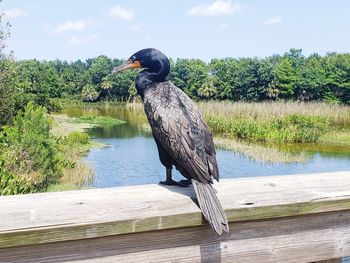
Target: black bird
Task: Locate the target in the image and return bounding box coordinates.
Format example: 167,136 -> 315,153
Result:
112,48 -> 229,234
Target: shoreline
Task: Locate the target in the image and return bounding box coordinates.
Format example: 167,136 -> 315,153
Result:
48,114 -> 108,192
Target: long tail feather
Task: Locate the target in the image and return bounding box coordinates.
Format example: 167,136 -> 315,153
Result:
192,179 -> 229,235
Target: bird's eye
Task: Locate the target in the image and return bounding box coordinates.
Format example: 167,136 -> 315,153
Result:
131,56 -> 136,62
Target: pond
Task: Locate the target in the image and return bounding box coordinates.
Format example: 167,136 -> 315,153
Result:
60,104 -> 350,188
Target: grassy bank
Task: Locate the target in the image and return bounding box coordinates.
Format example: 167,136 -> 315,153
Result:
319,129 -> 350,145
206,114 -> 329,143
49,114 -> 109,191
0,105 -> 102,195
199,101 -> 350,144
198,101 -> 350,127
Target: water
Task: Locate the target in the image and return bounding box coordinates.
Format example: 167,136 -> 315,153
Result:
60,104 -> 350,188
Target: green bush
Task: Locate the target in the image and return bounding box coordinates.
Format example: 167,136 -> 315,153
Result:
66,131 -> 90,145
0,160 -> 33,195
0,103 -> 62,195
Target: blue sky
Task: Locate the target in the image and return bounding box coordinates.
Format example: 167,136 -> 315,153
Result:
1,0 -> 350,61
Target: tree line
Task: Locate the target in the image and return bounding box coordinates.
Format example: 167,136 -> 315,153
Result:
2,49 -> 349,107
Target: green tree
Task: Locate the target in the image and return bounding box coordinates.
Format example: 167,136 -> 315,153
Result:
209,58 -> 237,100
87,55 -> 112,89
82,84 -> 99,102
275,58 -> 297,99
16,59 -> 60,107
109,69 -> 137,101
296,54 -> 325,101
232,58 -> 273,101
323,53 -> 350,104
169,59 -> 208,99
197,78 -> 218,100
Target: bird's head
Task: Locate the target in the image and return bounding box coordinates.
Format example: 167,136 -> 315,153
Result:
112,48 -> 170,81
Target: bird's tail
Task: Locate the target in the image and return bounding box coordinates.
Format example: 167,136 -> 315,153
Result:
192,179 -> 229,235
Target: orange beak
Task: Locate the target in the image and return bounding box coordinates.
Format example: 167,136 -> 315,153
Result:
112,60 -> 141,73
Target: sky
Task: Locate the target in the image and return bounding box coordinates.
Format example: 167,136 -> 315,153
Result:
1,0 -> 350,61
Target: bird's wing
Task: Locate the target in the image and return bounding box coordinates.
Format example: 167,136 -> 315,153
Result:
144,81 -> 219,183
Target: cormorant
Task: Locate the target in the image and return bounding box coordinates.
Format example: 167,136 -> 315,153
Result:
112,48 -> 229,235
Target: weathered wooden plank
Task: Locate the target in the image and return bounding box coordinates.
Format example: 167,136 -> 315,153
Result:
314,259 -> 342,263
0,171 -> 350,249
1,210 -> 349,263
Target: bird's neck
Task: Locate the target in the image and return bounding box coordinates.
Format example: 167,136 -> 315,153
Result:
135,71 -> 152,99
136,59 -> 170,99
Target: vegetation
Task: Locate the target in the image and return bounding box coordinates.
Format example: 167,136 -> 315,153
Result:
198,101 -> 350,126
206,114 -> 329,143
0,104 -> 60,194
1,50 -> 349,105
199,101 -> 350,143
77,115 -> 126,126
319,129 -> 350,145
0,105 -> 97,195
1,8 -> 350,195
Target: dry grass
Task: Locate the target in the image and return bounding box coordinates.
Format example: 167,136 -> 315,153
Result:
198,101 -> 350,127
60,159 -> 95,187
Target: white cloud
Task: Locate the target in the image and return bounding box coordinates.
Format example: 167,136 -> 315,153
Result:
69,34 -> 97,45
264,16 -> 281,26
219,23 -> 229,31
53,19 -> 89,34
108,5 -> 134,21
188,1 -> 242,17
3,8 -> 27,19
129,24 -> 143,32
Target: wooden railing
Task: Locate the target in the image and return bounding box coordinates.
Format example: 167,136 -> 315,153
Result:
1,171 -> 350,262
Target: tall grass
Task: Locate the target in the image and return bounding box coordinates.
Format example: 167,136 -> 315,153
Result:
206,114 -> 329,143
198,101 -> 350,127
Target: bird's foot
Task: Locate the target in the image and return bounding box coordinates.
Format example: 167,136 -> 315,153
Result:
159,179 -> 191,188
177,179 -> 192,187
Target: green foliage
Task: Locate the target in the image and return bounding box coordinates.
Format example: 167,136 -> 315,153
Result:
82,84 -> 99,102
323,53 -> 350,104
169,59 -> 208,99
275,58 -> 296,99
0,160 -> 33,195
2,47 -> 348,105
87,55 -> 112,87
209,58 -> 237,100
197,78 -> 217,100
296,55 -> 325,101
66,131 -> 90,145
0,103 -> 61,194
16,59 -> 61,106
109,69 -> 137,100
77,115 -> 126,125
206,114 -> 329,143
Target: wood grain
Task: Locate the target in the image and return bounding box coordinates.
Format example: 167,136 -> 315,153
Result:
1,171 -> 350,248
0,210 -> 349,262
0,171 -> 350,262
